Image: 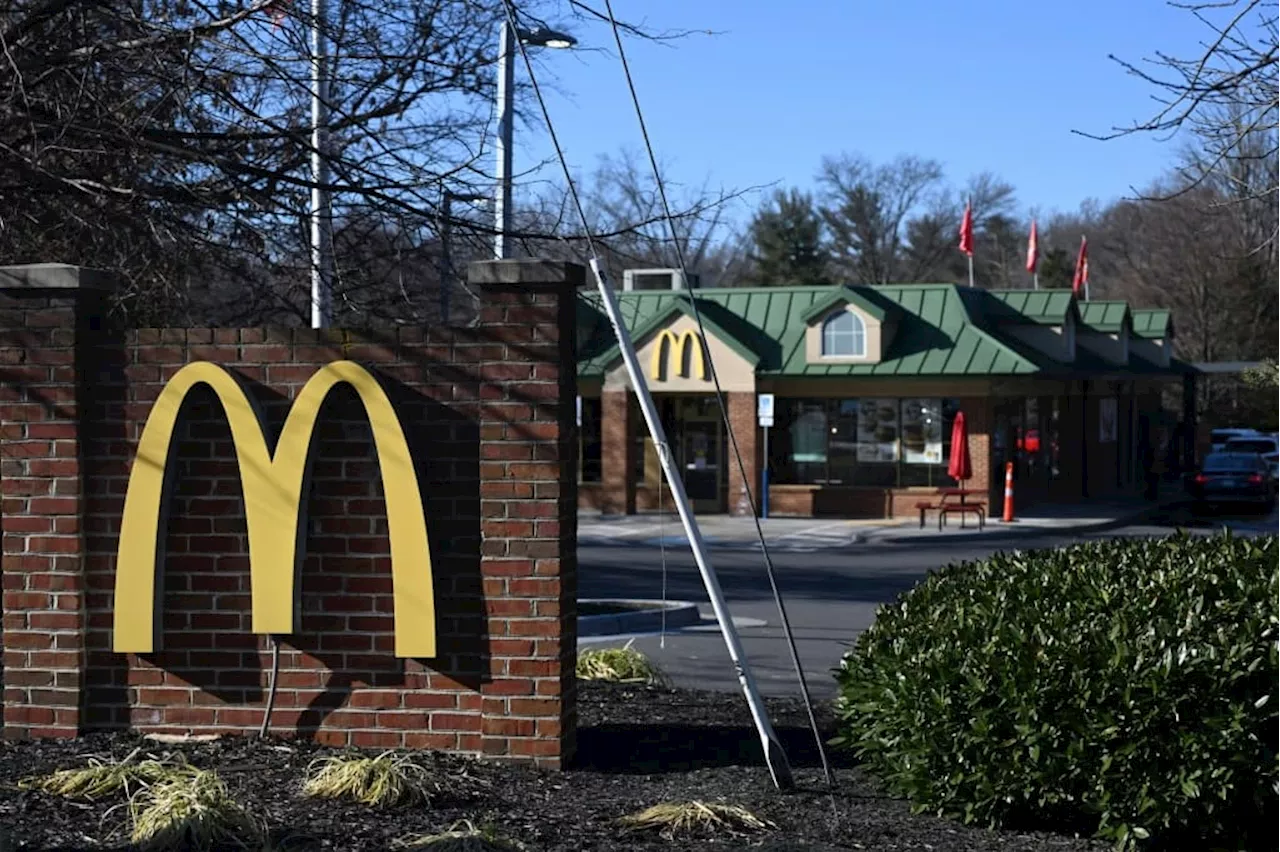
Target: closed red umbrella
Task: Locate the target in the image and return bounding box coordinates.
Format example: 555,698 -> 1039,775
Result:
948,411 -> 972,483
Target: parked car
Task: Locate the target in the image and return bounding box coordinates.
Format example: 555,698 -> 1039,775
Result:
1188,452 -> 1277,508
1210,427 -> 1259,452
1223,434 -> 1280,482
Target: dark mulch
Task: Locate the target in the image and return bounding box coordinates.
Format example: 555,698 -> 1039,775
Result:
0,683 -> 1107,851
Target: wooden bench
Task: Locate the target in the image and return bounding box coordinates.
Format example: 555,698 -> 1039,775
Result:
939,502 -> 986,530
914,501 -> 941,528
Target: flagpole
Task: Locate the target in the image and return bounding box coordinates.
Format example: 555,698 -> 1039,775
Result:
1033,272 -> 1039,290
310,0 -> 332,329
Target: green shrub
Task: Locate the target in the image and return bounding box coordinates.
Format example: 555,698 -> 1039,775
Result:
833,533 -> 1278,850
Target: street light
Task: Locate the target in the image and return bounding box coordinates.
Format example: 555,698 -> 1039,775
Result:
439,190 -> 486,323
494,21 -> 577,259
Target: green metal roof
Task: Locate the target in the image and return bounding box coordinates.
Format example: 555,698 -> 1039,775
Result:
576,284 -> 1181,380
987,290 -> 1076,325
798,285 -> 897,324
1130,308 -> 1172,339
1078,301 -> 1131,333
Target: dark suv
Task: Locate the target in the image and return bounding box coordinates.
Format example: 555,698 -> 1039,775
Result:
1188,452 -> 1276,508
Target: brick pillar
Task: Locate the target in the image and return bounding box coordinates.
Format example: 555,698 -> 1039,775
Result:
955,397 -> 994,507
600,390 -> 634,515
0,264 -> 111,739
468,259 -> 579,768
726,392 -> 758,516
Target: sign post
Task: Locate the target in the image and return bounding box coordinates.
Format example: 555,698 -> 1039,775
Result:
757,394 -> 774,519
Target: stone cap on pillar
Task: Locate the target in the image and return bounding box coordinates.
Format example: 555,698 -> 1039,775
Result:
0,263 -> 113,291
467,259 -> 585,293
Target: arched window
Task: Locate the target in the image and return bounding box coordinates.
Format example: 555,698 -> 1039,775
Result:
821,310 -> 866,357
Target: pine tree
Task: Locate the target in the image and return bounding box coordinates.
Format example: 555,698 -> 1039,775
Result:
748,189 -> 831,286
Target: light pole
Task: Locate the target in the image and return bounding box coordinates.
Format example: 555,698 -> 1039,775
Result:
310,0 -> 332,328
439,191 -> 485,323
494,22 -> 576,260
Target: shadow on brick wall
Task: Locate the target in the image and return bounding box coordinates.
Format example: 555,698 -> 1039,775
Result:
287,378 -> 485,735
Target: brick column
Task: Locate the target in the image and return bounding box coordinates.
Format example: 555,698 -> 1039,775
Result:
0,264 -> 111,739
954,397 -> 994,508
726,392 -> 758,516
468,259 -> 579,768
599,390 -> 634,515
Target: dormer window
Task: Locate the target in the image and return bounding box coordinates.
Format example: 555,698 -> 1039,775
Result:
821,311 -> 866,357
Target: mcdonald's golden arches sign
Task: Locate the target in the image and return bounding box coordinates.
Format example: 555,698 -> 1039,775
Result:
650,329 -> 708,381
112,360 -> 436,659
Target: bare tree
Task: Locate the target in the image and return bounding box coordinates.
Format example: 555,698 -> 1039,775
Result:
0,0 -> 714,324
517,150 -> 759,288
818,153 -> 946,284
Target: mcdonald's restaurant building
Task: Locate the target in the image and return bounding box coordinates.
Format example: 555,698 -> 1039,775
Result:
575,281 -> 1195,518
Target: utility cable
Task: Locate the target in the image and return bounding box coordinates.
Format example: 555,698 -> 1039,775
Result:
599,0 -> 833,787
497,0 -> 796,789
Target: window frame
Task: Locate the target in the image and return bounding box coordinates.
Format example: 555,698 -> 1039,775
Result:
820,310 -> 867,358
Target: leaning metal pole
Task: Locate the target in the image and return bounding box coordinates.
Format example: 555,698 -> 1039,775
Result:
588,258 -> 794,790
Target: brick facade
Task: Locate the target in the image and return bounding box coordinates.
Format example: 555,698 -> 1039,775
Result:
725,393 -> 759,517
599,390 -> 633,515
0,260 -> 579,768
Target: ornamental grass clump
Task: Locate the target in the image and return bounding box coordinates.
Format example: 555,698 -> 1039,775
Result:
833,533 -> 1278,850
576,641 -> 666,685
618,801 -> 774,838
18,748 -> 195,801
302,751 -> 438,808
392,821 -> 524,851
127,768 -> 261,851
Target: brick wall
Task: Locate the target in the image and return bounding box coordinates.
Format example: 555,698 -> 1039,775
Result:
0,260 -> 579,767
725,393 -> 758,517
599,390 -> 633,515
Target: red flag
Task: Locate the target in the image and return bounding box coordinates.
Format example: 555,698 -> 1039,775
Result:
958,199 -> 974,257
1072,235 -> 1089,296
1025,219 -> 1039,274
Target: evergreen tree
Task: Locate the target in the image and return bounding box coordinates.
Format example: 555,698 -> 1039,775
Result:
748,189 -> 831,286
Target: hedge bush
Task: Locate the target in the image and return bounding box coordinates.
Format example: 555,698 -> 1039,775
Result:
833,533 -> 1278,850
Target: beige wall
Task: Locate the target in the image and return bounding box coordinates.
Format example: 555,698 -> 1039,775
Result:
1004,324 -> 1072,362
603,313 -> 757,393
1130,337 -> 1170,367
1078,329 -> 1130,365
803,303 -> 889,364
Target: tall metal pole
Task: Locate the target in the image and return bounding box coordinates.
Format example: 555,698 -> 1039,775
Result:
310,0 -> 333,328
588,257 -> 793,790
494,20 -> 515,260
439,194 -> 453,323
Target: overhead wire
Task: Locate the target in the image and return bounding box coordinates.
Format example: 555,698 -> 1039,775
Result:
597,0 -> 833,787
497,0 -> 828,789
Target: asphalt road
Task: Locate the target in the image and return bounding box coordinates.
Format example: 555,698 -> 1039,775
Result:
578,506 -> 1277,699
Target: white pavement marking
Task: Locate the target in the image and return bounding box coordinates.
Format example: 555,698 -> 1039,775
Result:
771,521 -> 854,541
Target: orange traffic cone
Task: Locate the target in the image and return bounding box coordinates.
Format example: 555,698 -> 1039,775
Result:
1002,461 -> 1016,522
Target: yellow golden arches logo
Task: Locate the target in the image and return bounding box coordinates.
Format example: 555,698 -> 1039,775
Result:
112,360 -> 436,659
650,329 -> 708,381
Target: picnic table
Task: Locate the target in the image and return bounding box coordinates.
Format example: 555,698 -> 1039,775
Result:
914,487 -> 987,530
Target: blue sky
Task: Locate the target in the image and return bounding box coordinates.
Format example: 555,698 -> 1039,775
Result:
513,0 -> 1211,226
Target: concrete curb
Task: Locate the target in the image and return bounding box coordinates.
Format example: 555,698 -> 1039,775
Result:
874,499 -> 1186,546
577,599 -> 702,637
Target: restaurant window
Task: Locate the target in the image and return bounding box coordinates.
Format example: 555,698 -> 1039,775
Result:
821,311 -> 866,357
579,397 -> 602,483
770,397 -> 959,487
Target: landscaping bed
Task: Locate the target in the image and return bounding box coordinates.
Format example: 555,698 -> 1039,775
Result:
0,682 -> 1107,851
